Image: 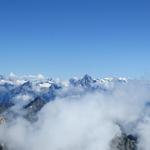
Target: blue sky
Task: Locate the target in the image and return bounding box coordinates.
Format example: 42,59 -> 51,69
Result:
0,0 -> 150,78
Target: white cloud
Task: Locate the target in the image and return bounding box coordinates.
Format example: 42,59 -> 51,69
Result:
0,78 -> 150,149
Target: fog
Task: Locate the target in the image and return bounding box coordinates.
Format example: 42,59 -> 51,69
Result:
0,80 -> 150,150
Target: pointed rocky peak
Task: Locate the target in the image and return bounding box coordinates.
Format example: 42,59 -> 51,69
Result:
79,74 -> 95,87
81,74 -> 93,82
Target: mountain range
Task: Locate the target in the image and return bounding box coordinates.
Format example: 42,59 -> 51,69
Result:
0,74 -> 128,114
0,74 -> 147,150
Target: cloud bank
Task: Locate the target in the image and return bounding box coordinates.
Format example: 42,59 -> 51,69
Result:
0,76 -> 150,150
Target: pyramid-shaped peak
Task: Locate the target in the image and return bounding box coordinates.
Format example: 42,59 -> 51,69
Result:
82,74 -> 93,81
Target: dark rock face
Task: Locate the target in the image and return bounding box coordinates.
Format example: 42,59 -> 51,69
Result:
0,102 -> 14,114
0,144 -> 8,150
111,134 -> 137,150
24,96 -> 46,114
23,96 -> 46,121
0,144 -> 3,150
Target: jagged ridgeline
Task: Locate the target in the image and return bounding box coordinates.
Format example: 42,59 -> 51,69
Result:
0,74 -> 128,114
0,74 -> 148,150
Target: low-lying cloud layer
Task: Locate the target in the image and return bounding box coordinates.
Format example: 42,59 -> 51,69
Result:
0,75 -> 150,150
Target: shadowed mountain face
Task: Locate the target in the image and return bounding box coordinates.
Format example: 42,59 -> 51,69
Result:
0,144 -> 8,150
23,96 -> 47,122
24,96 -> 46,114
111,134 -> 137,150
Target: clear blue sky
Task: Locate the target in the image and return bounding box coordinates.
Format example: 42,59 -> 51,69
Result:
0,0 -> 150,78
